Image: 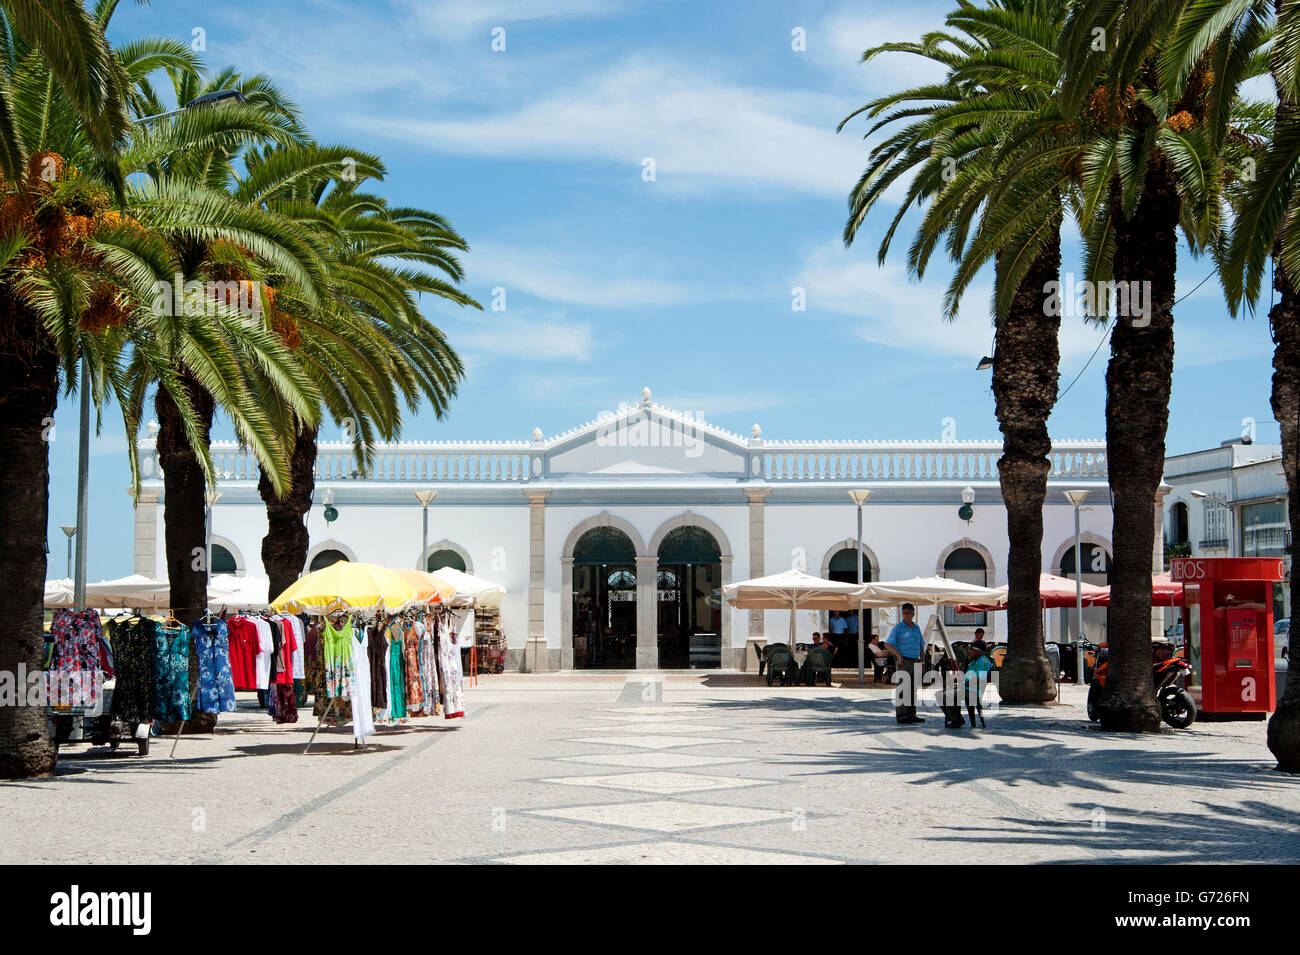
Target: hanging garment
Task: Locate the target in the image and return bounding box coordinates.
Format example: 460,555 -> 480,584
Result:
387,627 -> 407,719
436,618 -> 466,720
419,623 -> 439,714
273,617 -> 297,685
321,618 -> 355,700
350,626 -> 374,741
269,680 -> 298,724
225,616 -> 261,691
153,625 -> 192,722
252,618 -> 275,690
47,609 -> 107,710
288,615 -> 308,705
402,624 -> 425,714
368,624 -> 389,711
107,616 -> 156,723
192,620 -> 237,714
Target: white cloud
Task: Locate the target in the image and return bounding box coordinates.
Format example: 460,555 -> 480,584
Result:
793,240 -> 1124,361
348,57 -> 867,198
464,242 -> 710,308
444,311 -> 597,362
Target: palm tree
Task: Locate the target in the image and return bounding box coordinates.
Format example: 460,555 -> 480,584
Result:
0,4 -> 309,776
841,0 -> 1070,703
121,67 -> 325,622
1161,0 -> 1300,768
227,145 -> 477,600
1056,0 -> 1264,730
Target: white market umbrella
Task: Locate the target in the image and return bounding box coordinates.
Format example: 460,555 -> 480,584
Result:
723,569 -> 868,647
207,575 -> 271,612
860,576 -> 1009,662
82,574 -> 170,610
44,578 -> 74,608
430,566 -> 507,609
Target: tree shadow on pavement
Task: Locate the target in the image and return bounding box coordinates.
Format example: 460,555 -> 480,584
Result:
932,798 -> 1300,863
694,696 -> 1295,795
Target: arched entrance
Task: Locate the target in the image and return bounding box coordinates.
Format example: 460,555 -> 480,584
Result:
309,549 -> 349,572
1059,542 -> 1111,644
656,526 -> 722,669
826,546 -> 873,661
572,526 -> 637,668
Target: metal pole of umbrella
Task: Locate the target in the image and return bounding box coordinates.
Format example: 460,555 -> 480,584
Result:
849,489 -> 872,685
1065,490 -> 1089,684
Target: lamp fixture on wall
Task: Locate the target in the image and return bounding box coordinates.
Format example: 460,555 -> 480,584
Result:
958,486 -> 975,523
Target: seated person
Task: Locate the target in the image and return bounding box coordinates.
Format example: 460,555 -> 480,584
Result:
1152,635 -> 1174,663
797,632 -> 820,652
868,633 -> 890,681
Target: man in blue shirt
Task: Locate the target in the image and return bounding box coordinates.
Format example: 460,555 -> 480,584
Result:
885,603 -> 926,724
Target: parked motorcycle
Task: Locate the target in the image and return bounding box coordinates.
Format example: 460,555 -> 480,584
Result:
1086,643 -> 1197,728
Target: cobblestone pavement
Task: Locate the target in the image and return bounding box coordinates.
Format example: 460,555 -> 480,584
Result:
3,672 -> 1297,864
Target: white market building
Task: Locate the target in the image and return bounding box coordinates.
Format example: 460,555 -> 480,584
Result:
131,390 -> 1120,670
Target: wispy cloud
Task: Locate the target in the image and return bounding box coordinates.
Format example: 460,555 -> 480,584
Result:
464,242 -> 711,308
349,57 -> 866,198
443,310 -> 597,362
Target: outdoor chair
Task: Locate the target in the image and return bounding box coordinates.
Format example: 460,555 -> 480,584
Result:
765,646 -> 798,686
804,645 -> 833,686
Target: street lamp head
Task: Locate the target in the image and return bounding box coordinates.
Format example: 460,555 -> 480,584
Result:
976,355 -> 994,371
848,489 -> 872,506
414,490 -> 438,507
184,89 -> 246,110
60,525 -> 76,539
1190,489 -> 1208,499
321,487 -> 335,506
204,490 -> 223,507
1063,488 -> 1089,506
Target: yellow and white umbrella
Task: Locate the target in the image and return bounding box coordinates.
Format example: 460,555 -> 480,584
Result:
271,562 -> 420,616
388,568 -> 456,607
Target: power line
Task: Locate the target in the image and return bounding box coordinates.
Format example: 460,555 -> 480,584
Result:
1055,268 -> 1218,404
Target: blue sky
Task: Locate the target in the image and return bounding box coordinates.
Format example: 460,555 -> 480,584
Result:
47,0 -> 1281,579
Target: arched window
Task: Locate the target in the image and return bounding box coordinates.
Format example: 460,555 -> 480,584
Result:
1060,543 -> 1111,577
426,549 -> 467,573
1171,501 -> 1190,547
309,549 -> 349,572
943,547 -> 987,626
571,526 -> 637,669
574,526 -> 636,565
210,544 -> 237,575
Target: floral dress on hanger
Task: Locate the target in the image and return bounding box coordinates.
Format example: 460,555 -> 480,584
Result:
153,624 -> 192,722
192,620 -> 237,714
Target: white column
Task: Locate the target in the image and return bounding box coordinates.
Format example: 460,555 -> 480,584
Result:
524,489 -> 551,671
635,555 -> 658,669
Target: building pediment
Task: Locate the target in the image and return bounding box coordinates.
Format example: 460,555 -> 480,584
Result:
545,400 -> 749,479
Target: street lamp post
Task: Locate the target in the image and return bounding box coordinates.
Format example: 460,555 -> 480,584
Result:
68,91 -> 250,610
1064,489 -> 1090,684
60,525 -> 76,581
204,490 -> 222,597
414,490 -> 437,569
848,489 -> 872,685
1191,490 -> 1235,557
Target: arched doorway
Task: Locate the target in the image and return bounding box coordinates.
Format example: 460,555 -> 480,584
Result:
942,547 -> 989,629
826,547 -> 873,662
656,526 -> 722,669
426,548 -> 467,573
309,549 -> 349,572
1059,542 -> 1111,644
210,544 -> 238,576
572,526 -> 637,668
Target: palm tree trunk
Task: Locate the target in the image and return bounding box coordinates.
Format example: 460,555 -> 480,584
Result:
1099,159 -> 1176,732
258,423 -> 317,602
154,376 -> 217,733
0,297 -> 58,778
1267,258 -> 1300,770
995,226 -> 1062,704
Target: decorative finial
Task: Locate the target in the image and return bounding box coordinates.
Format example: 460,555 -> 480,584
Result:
641,386 -> 652,403
532,427 -> 543,442
145,419 -> 159,438
751,423 -> 762,438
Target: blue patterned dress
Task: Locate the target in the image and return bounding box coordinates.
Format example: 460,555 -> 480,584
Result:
192,620 -> 237,714
153,625 -> 192,722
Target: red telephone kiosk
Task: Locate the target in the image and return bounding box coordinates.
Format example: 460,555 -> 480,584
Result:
1170,557 -> 1285,718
